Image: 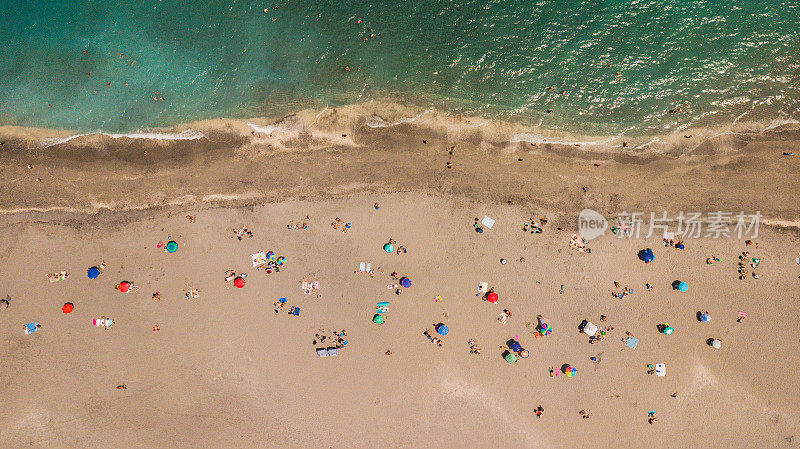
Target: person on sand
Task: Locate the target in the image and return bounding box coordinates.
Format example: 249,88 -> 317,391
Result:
535,406 -> 544,418
579,410 -> 591,419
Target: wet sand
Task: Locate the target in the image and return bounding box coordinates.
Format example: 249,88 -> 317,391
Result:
1,103 -> 800,222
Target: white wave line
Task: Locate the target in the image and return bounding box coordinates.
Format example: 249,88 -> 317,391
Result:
40,129 -> 206,147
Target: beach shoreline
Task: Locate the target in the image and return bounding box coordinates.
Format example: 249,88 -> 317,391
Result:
1,102 -> 799,225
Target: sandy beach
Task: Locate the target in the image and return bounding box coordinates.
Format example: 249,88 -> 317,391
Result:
1,106 -> 800,448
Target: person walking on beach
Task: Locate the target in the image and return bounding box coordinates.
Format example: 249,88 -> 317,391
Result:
535,406 -> 544,418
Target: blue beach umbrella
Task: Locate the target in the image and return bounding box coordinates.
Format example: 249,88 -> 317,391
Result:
638,248 -> 655,263
700,313 -> 711,323
87,267 -> 100,279
384,243 -> 394,253
400,277 -> 412,288
165,241 -> 178,253
436,324 -> 449,335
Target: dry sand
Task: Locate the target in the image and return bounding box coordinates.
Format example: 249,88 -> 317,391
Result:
0,193 -> 799,448
1,107 -> 800,448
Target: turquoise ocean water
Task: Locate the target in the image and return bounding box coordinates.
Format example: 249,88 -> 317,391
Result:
1,0 -> 798,134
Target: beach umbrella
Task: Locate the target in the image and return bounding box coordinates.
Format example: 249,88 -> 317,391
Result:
384,243 -> 395,253
61,302 -> 74,314
267,251 -> 276,261
118,281 -> 131,293
0,299 -> 8,311
400,277 -> 412,288
662,326 -> 674,335
373,314 -> 384,324
700,313 -> 711,323
519,349 -> 529,358
436,324 -> 449,335
87,267 -> 100,279
567,366 -> 577,377
276,256 -> 286,266
234,277 -> 245,288
486,292 -> 499,303
638,248 -> 655,263
672,280 -> 688,292
165,241 -> 178,253
711,339 -> 722,349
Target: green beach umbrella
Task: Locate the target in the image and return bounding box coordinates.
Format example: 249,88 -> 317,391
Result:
373,314 -> 384,324
166,241 -> 178,253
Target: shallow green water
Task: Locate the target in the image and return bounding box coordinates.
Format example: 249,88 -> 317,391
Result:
1,0 -> 798,134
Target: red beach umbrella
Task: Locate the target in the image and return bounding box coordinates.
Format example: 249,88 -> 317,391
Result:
234,277 -> 245,288
62,302 -> 74,313
486,292 -> 499,303
118,281 -> 131,293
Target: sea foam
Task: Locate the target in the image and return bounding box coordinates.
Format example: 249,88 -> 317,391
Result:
41,130 -> 206,147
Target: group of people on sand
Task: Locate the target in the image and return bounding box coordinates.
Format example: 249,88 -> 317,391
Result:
663,237 -> 685,249
738,251 -> 761,280
522,216 -> 548,234
330,217 -> 352,233
232,225 -> 254,240
423,329 -> 443,347
313,330 -> 347,348
610,281 -> 633,299
287,216 -> 310,230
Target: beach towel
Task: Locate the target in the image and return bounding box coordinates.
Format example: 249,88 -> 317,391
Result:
292,307 -> 300,316
302,281 -> 319,294
359,262 -> 366,272
582,321 -> 598,337
738,311 -> 748,317
23,322 -> 39,334
478,282 -> 489,293
655,363 -> 666,377
625,336 -> 639,349
481,215 -> 495,229
48,271 -> 69,282
251,252 -> 267,267
327,347 -> 339,356
316,348 -> 328,357
93,318 -> 114,327
365,263 -> 371,272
